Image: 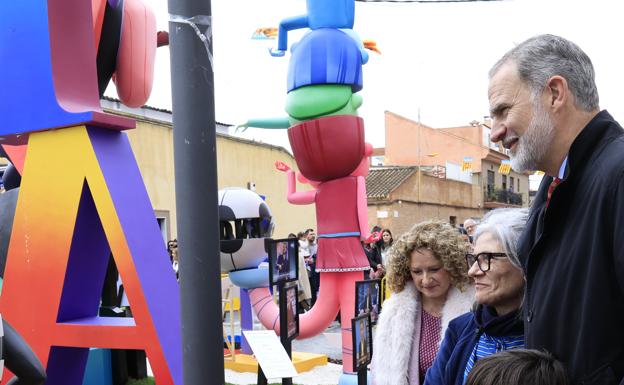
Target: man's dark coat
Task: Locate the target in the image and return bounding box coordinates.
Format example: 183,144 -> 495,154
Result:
519,110 -> 624,385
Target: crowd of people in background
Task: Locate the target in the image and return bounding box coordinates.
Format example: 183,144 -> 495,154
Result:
167,238 -> 179,279
287,229 -> 318,311
363,227 -> 394,279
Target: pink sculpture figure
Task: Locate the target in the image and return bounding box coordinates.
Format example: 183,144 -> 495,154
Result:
249,115 -> 372,373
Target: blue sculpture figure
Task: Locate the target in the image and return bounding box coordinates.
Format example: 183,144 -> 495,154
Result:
240,28 -> 366,131
269,0 -> 369,64
239,2 -> 378,384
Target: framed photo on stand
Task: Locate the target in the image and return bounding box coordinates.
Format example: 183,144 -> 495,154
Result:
352,313 -> 372,372
268,238 -> 299,286
355,279 -> 382,325
279,281 -> 300,342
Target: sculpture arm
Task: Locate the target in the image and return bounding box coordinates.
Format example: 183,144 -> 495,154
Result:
356,176 -> 370,240
237,117 -> 291,132
269,15 -> 308,57
285,170 -> 315,205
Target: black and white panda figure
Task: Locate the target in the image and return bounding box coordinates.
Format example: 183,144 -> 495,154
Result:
218,187 -> 274,273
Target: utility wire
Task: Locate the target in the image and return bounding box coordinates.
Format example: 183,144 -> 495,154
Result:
356,0 -> 508,3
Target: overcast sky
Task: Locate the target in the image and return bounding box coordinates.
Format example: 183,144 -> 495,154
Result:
105,0 -> 622,190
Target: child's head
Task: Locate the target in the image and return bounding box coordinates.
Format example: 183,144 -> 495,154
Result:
466,349 -> 569,385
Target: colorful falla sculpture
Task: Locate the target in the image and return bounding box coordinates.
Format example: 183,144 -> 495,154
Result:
238,0 -> 377,380
0,1 -> 181,384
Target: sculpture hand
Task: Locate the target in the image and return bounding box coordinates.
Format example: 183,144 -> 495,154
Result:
364,232 -> 381,244
275,161 -> 291,172
234,123 -> 249,133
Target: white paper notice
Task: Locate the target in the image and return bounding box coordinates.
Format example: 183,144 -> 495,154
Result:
243,330 -> 298,379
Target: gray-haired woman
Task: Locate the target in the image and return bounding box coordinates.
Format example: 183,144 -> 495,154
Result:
424,208 -> 529,385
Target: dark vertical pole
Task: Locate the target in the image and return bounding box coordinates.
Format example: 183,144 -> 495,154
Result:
357,369 -> 367,385
280,338 -> 293,385
257,367 -> 268,385
167,0 -> 223,384
278,282 -> 293,385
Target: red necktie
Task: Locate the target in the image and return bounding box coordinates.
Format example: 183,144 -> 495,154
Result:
546,177 -> 562,208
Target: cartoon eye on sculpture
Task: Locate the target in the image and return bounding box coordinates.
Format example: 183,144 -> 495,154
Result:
231,0 -> 379,378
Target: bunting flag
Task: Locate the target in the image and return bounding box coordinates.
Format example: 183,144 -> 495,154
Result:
461,157 -> 473,172
533,170 -> 545,176
363,40 -> 382,54
252,27 -> 278,40
499,159 -> 511,175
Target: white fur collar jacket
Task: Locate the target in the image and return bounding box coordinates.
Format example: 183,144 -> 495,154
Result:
370,281 -> 475,385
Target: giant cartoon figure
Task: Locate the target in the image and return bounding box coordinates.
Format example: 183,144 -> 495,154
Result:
239,1 -> 376,381
92,0 -> 158,107
219,188 -> 273,273
218,187 -> 274,354
0,1 -> 181,384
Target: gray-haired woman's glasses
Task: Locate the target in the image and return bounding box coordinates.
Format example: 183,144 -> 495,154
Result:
465,252 -> 508,272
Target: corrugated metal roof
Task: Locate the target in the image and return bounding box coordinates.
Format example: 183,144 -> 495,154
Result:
366,166 -> 418,199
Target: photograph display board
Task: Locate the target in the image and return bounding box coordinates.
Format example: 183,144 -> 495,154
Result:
351,313 -> 372,371
279,281 -> 300,341
268,238 -> 299,285
355,279 -> 382,325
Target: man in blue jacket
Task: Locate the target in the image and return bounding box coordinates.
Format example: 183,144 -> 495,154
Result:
487,34 -> 624,384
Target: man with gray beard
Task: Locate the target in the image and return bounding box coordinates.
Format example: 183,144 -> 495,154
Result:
487,34 -> 624,385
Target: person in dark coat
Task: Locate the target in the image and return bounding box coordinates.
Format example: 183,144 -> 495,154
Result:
363,226 -> 382,279
425,208 -> 527,385
487,34 -> 624,384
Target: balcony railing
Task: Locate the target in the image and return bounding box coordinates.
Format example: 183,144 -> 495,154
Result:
485,187 -> 523,206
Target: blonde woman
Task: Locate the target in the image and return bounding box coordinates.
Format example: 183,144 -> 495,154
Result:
371,221 -> 475,385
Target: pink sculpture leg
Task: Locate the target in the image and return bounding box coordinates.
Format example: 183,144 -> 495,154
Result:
248,272 -> 340,338
337,271 -> 360,373
249,270 -> 361,373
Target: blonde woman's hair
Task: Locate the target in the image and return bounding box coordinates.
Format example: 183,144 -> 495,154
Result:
386,221 -> 471,293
